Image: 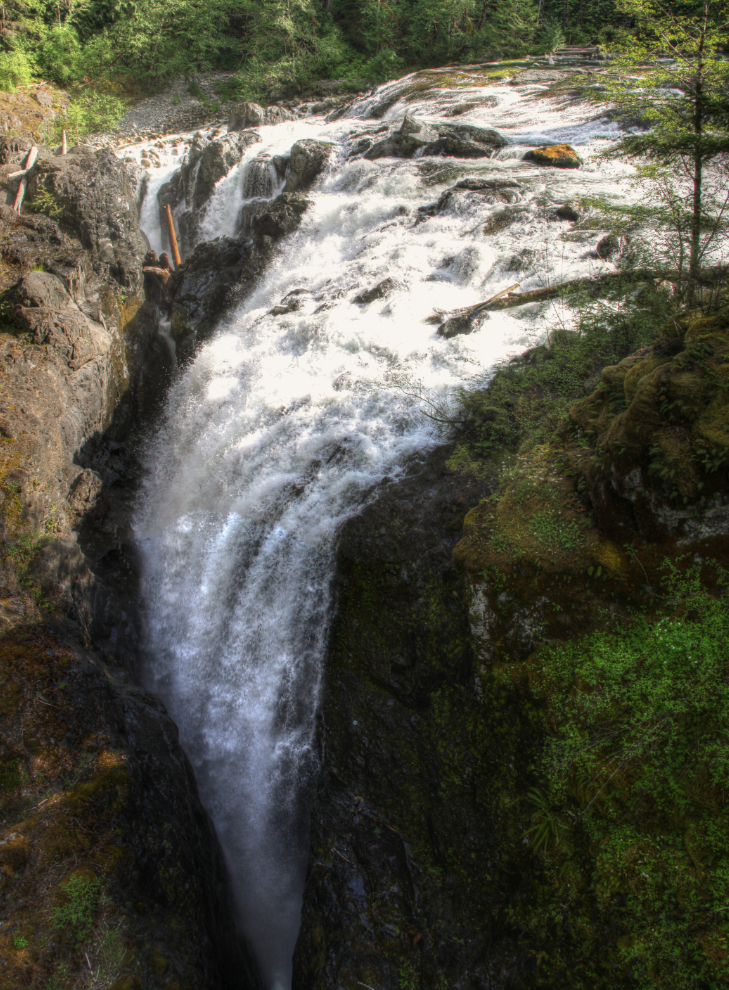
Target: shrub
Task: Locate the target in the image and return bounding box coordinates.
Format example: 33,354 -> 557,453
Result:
0,51 -> 34,93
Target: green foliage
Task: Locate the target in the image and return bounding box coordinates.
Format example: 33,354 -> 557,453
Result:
13,934 -> 28,948
52,875 -> 101,946
29,187 -> 64,219
523,565 -> 729,988
590,0 -> 729,299
64,92 -> 127,139
0,51 -> 34,92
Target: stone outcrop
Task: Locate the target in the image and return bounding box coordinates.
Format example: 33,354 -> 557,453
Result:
293,449 -> 532,990
19,145 -> 148,290
522,143 -> 582,168
166,191 -> 312,362
0,618 -> 255,990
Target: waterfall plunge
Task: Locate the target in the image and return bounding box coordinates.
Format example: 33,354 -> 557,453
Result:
133,74 -> 636,989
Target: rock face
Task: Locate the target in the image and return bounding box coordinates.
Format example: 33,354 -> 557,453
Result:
0,141 -> 257,990
361,115 -> 506,160
166,193 -> 312,361
0,618 -> 255,990
293,450 -> 533,990
24,146 -> 148,290
522,143 -> 582,168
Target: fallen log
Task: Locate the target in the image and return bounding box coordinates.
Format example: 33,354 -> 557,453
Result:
433,266 -> 729,335
436,283 -> 521,338
12,145 -> 37,214
482,266 -> 728,311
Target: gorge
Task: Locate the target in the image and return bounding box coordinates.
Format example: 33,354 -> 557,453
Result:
1,55 -> 728,990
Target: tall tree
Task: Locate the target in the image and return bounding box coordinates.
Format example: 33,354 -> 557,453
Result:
604,0 -> 729,302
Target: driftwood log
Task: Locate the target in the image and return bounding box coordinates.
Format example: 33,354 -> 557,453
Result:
12,145 -> 37,214
435,266 -> 729,337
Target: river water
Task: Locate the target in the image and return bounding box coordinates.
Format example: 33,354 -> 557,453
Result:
129,67 -> 635,989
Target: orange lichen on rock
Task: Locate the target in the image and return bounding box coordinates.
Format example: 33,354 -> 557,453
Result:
522,143 -> 582,168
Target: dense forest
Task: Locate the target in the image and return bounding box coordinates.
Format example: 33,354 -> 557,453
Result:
0,0 -> 619,103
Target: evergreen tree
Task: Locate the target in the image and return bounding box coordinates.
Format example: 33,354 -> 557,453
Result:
603,0 -> 729,301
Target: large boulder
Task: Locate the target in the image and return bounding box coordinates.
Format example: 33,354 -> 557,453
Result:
228,101 -> 266,128
158,130 -> 261,255
363,117 -> 506,161
419,177 -> 523,219
522,143 -> 582,168
167,190 -> 313,360
228,102 -> 294,131
252,192 -> 310,239
194,130 -> 262,204
284,139 -> 334,192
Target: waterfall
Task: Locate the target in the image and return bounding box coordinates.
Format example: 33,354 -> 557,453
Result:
133,69 -> 635,990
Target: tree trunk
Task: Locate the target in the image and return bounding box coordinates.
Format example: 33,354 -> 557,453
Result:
164,204 -> 182,268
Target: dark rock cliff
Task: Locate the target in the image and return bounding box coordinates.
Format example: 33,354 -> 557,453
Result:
0,140 -> 258,990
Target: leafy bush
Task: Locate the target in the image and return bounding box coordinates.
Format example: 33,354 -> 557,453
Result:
523,565 -> 729,988
64,92 -> 127,140
0,51 -> 33,92
52,875 -> 101,946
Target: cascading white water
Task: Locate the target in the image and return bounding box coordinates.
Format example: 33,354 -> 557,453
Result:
133,70 -> 637,990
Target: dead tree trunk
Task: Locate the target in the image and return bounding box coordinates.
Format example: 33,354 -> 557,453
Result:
164,203 -> 182,268
12,145 -> 38,214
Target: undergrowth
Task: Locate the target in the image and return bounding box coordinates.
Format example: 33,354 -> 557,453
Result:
519,562 -> 729,988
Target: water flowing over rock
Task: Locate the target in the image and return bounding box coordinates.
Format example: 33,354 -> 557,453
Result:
125,65 -> 638,989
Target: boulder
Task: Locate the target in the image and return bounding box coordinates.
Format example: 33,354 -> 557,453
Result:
522,144 -> 582,168
195,130 -> 262,204
399,114 -> 440,154
265,105 -> 294,125
252,192 -> 311,239
420,178 -> 523,218
228,101 -> 266,129
363,118 -> 506,161
158,130 -> 262,255
597,233 -> 621,259
353,278 -> 397,304
555,202 -> 581,221
284,139 -> 334,193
